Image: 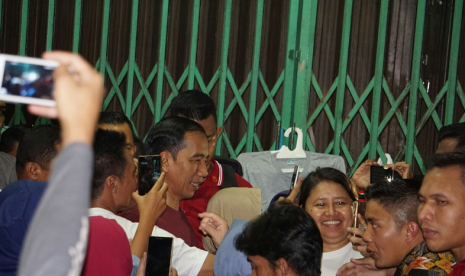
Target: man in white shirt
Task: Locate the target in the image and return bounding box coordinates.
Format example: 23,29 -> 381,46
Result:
88,129 -> 214,276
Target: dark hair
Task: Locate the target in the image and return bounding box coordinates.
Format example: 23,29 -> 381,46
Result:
438,122 -> 465,142
92,129 -> 128,200
235,201 -> 322,276
299,167 -> 356,207
98,111 -> 136,139
455,137 -> 465,152
366,178 -> 421,227
16,125 -> 61,173
0,125 -> 30,153
145,116 -> 205,160
170,89 -> 217,124
430,151 -> 465,184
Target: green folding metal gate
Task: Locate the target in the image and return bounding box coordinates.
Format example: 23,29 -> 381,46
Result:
1,0 -> 464,175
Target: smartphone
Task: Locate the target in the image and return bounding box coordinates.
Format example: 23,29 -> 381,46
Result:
0,54 -> 59,106
370,165 -> 402,184
290,165 -> 300,190
353,200 -> 366,230
138,155 -> 162,195
146,236 -> 173,276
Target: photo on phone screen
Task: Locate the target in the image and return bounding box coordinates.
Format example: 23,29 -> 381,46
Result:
0,54 -> 59,106
146,237 -> 173,276
138,155 -> 162,196
290,165 -> 300,190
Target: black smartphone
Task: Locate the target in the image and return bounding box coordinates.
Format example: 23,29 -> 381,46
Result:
0,54 -> 58,106
146,236 -> 173,276
290,165 -> 300,190
138,155 -> 162,196
353,200 -> 366,230
370,165 -> 402,184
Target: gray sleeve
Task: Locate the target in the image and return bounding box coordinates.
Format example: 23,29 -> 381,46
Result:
18,143 -> 93,276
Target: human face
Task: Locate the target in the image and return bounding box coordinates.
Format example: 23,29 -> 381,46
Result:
418,166 -> 465,261
363,201 -> 408,268
248,255 -> 276,276
164,131 -> 209,202
436,138 -> 458,153
99,123 -> 136,156
115,150 -> 138,212
304,181 -> 353,250
196,115 -> 221,163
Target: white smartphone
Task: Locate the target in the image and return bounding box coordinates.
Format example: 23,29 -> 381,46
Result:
0,54 -> 59,106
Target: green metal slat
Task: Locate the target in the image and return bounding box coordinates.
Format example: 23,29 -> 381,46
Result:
255,71 -> 283,123
307,76 -> 337,129
333,0 -> 353,155
155,0 -> 169,122
378,79 -> 409,134
72,0 -> 82,52
46,0 -> 55,51
342,77 -> 374,132
405,0 -> 426,165
102,62 -> 128,109
246,0 -> 264,152
281,0 -> 300,130
216,0 -> 232,155
99,0 -> 111,80
126,0 -> 139,117
132,64 -> 155,115
187,0 -> 200,89
369,0 -> 389,159
341,138 -> 354,166
444,0 -> 463,124
14,0 -> 29,125
294,0 -> 318,150
416,78 -> 445,133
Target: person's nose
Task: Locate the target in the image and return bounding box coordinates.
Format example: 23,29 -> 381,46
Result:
362,226 -> 373,244
197,159 -> 209,178
325,204 -> 335,215
417,201 -> 433,223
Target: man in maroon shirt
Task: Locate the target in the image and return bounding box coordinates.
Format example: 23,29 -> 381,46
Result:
418,151 -> 465,275
171,90 -> 253,249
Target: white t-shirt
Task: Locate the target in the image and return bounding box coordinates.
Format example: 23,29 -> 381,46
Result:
321,242 -> 363,276
89,207 -> 209,276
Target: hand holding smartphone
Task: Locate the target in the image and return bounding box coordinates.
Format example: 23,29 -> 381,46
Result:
0,54 -> 58,106
290,165 -> 300,191
138,155 -> 162,195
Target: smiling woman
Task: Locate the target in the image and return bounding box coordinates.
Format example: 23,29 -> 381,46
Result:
298,168 -> 363,276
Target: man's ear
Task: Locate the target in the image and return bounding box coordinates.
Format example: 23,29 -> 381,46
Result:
405,221 -> 421,243
25,162 -> 42,181
275,258 -> 291,276
160,151 -> 171,173
105,175 -> 118,193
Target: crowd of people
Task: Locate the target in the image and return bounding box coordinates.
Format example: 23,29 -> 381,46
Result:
0,51 -> 464,276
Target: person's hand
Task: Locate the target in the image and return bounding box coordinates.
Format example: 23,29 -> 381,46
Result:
135,252 -> 147,276
28,51 -> 104,146
383,161 -> 413,179
351,159 -> 378,189
198,212 -> 229,248
336,257 -> 396,276
347,214 -> 369,257
132,172 -> 168,226
278,177 -> 303,205
170,267 -> 178,276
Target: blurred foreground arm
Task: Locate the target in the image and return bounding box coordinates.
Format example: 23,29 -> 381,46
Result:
19,52 -> 103,276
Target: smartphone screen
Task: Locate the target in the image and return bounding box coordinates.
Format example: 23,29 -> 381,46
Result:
0,54 -> 58,106
138,155 -> 161,195
146,237 -> 173,276
290,165 -> 299,190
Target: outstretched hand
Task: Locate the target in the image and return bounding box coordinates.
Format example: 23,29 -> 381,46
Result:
28,51 -> 104,146
133,172 -> 168,226
198,212 -> 229,249
347,214 -> 369,257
